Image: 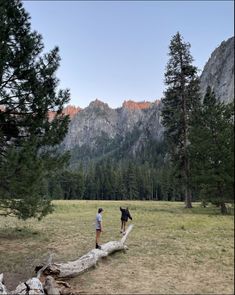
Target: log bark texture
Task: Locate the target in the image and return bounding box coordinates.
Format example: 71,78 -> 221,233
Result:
0,274 -> 8,295
0,275 -> 44,295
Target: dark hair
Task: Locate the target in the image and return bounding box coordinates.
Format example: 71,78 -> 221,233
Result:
98,208 -> 103,213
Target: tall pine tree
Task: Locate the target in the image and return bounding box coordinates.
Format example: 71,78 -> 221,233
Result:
0,0 -> 70,219
189,87 -> 234,214
162,32 -> 200,208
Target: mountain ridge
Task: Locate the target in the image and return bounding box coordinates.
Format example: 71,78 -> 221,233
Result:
57,99 -> 161,119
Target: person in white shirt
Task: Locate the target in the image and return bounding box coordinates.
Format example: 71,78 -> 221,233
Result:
95,208 -> 104,249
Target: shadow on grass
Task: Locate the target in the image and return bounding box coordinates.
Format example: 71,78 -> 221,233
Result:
130,204 -> 234,216
0,226 -> 40,240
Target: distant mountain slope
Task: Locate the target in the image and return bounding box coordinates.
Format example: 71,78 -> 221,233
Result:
200,36 -> 234,102
61,99 -> 164,165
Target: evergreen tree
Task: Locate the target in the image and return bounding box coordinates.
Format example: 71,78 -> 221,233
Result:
125,163 -> 138,200
102,160 -> 114,199
162,32 -> 200,208
190,87 -> 234,214
0,143 -> 53,219
74,165 -> 85,199
84,163 -> 97,199
114,168 -> 126,200
0,0 -> 70,219
47,174 -> 64,200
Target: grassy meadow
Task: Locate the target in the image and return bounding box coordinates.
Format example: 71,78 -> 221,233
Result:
0,201 -> 234,294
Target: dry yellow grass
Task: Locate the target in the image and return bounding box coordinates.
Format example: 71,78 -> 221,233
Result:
0,200 -> 234,294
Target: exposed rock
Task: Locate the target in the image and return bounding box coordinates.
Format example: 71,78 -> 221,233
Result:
88,99 -> 110,110
122,100 -> 156,110
48,105 -> 81,121
61,99 -> 163,157
62,105 -> 82,118
63,100 -> 118,150
200,36 -> 234,102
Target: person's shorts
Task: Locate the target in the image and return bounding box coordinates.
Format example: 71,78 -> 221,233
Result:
96,229 -> 101,232
121,218 -> 128,222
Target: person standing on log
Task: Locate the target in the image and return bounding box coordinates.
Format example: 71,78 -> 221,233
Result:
95,208 -> 104,249
120,207 -> 132,235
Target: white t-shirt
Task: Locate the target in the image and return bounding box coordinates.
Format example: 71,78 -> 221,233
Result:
95,213 -> 102,230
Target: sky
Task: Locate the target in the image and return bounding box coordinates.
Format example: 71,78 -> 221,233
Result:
23,1 -> 234,109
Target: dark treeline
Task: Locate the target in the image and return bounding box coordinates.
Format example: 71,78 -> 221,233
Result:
46,160 -> 186,202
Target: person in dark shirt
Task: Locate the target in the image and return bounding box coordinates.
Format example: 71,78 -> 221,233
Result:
120,207 -> 132,235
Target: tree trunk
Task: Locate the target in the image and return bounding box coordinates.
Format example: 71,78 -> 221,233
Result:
43,276 -> 60,295
217,184 -> 227,214
180,54 -> 192,210
220,202 -> 228,215
185,187 -> 192,208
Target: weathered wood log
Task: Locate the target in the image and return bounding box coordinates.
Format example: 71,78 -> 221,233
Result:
13,277 -> 44,295
42,224 -> 133,278
43,276 -> 60,295
0,274 -> 8,295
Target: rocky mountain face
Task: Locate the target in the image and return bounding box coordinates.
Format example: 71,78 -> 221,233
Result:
200,36 -> 234,103
61,99 -> 163,162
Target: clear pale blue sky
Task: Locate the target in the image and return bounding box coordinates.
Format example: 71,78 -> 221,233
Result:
23,1 -> 234,109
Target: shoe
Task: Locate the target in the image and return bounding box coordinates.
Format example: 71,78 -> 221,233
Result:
122,231 -> 126,235
96,244 -> 101,249
120,230 -> 123,234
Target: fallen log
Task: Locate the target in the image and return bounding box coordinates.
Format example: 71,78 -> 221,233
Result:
0,224 -> 133,294
41,224 -> 134,278
43,276 -> 60,295
13,277 -> 44,295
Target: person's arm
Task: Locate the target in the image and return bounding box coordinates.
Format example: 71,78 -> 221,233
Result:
128,210 -> 132,220
120,207 -> 124,212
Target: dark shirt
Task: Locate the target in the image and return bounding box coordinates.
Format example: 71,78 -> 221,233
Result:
120,207 -> 132,222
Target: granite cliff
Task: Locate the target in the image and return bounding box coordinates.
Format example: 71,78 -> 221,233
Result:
61,99 -> 163,162
200,36 -> 234,102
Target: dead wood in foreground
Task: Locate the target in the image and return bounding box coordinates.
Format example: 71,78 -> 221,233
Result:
0,224 -> 133,295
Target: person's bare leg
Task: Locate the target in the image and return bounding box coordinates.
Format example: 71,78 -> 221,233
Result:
123,221 -> 126,234
96,230 -> 101,246
120,220 -> 124,233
